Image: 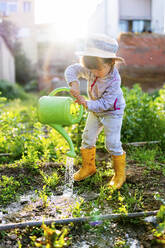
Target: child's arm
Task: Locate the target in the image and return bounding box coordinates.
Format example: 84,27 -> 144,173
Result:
65,63 -> 90,82
70,81 -> 80,98
65,63 -> 90,87
75,95 -> 87,108
65,63 -> 90,100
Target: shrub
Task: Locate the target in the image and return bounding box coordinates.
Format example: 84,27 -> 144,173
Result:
0,99 -> 62,163
24,80 -> 38,92
0,80 -> 28,100
121,84 -> 165,142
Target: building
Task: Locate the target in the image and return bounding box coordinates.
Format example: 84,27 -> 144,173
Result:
0,34 -> 15,83
88,0 -> 165,38
0,0 -> 37,64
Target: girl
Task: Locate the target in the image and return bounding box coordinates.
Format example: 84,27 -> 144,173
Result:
64,33 -> 126,190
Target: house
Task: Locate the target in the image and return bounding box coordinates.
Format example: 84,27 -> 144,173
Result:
0,34 -> 15,83
0,0 -> 37,64
88,0 -> 165,38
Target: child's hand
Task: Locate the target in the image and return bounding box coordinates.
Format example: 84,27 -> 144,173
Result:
70,81 -> 80,98
75,95 -> 87,108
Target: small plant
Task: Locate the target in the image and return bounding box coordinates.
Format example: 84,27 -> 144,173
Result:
72,198 -> 84,217
39,185 -> 50,208
153,204 -> 165,244
0,92 -> 6,109
40,170 -> 59,189
0,175 -> 20,206
114,238 -> 128,248
30,223 -> 71,247
153,193 -> 165,244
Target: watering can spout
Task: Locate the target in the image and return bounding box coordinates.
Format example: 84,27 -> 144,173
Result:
38,87 -> 83,158
49,123 -> 76,158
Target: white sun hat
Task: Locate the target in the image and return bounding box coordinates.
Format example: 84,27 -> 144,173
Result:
76,33 -> 123,61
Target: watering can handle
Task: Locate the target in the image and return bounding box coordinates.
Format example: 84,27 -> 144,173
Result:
49,87 -> 70,96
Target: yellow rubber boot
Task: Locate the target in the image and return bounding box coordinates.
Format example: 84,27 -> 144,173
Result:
74,147 -> 96,181
108,152 -> 126,189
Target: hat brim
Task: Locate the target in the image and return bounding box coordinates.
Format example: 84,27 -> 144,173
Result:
75,50 -> 123,61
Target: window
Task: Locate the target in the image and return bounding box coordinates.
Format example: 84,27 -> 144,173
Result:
23,1 -> 31,12
133,20 -> 151,32
119,20 -> 129,32
8,1 -> 17,13
0,1 -> 17,15
119,20 -> 151,33
0,2 -> 7,15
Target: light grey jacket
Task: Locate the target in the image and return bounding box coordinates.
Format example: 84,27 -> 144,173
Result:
64,63 -> 126,116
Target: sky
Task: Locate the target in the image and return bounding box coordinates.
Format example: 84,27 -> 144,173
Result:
35,0 -> 101,41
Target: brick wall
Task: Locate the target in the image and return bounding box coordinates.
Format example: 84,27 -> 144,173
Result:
118,33 -> 165,67
117,33 -> 165,91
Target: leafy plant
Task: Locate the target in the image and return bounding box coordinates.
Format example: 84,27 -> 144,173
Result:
122,84 -> 165,142
152,193 -> 165,244
0,175 -> 20,205
40,170 -> 59,189
39,185 -> 49,208
30,223 -> 71,247
72,198 -> 84,217
153,205 -> 165,244
0,92 -> 6,109
0,80 -> 28,100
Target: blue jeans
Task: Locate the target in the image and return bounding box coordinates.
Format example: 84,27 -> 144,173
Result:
81,112 -> 124,155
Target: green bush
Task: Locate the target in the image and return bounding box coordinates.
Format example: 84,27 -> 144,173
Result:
0,98 -> 65,164
121,84 -> 165,142
24,80 -> 38,92
0,80 -> 28,100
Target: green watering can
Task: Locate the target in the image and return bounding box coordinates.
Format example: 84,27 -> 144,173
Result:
38,87 -> 83,158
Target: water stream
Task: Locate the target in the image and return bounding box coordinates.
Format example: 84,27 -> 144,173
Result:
63,156 -> 74,197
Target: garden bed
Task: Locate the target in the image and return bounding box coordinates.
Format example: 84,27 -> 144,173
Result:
0,85 -> 164,247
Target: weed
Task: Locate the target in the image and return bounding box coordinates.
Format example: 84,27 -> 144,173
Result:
72,198 -> 84,217
40,170 -> 59,189
152,204 -> 165,244
38,185 -> 50,208
0,175 -> 20,206
30,223 -> 71,247
114,238 -> 128,248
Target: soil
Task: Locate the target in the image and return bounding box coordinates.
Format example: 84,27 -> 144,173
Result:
0,150 -> 165,247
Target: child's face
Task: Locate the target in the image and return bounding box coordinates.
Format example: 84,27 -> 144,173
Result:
90,63 -> 111,78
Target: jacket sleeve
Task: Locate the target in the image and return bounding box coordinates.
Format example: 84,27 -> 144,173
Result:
64,63 -> 90,85
86,79 -> 121,112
